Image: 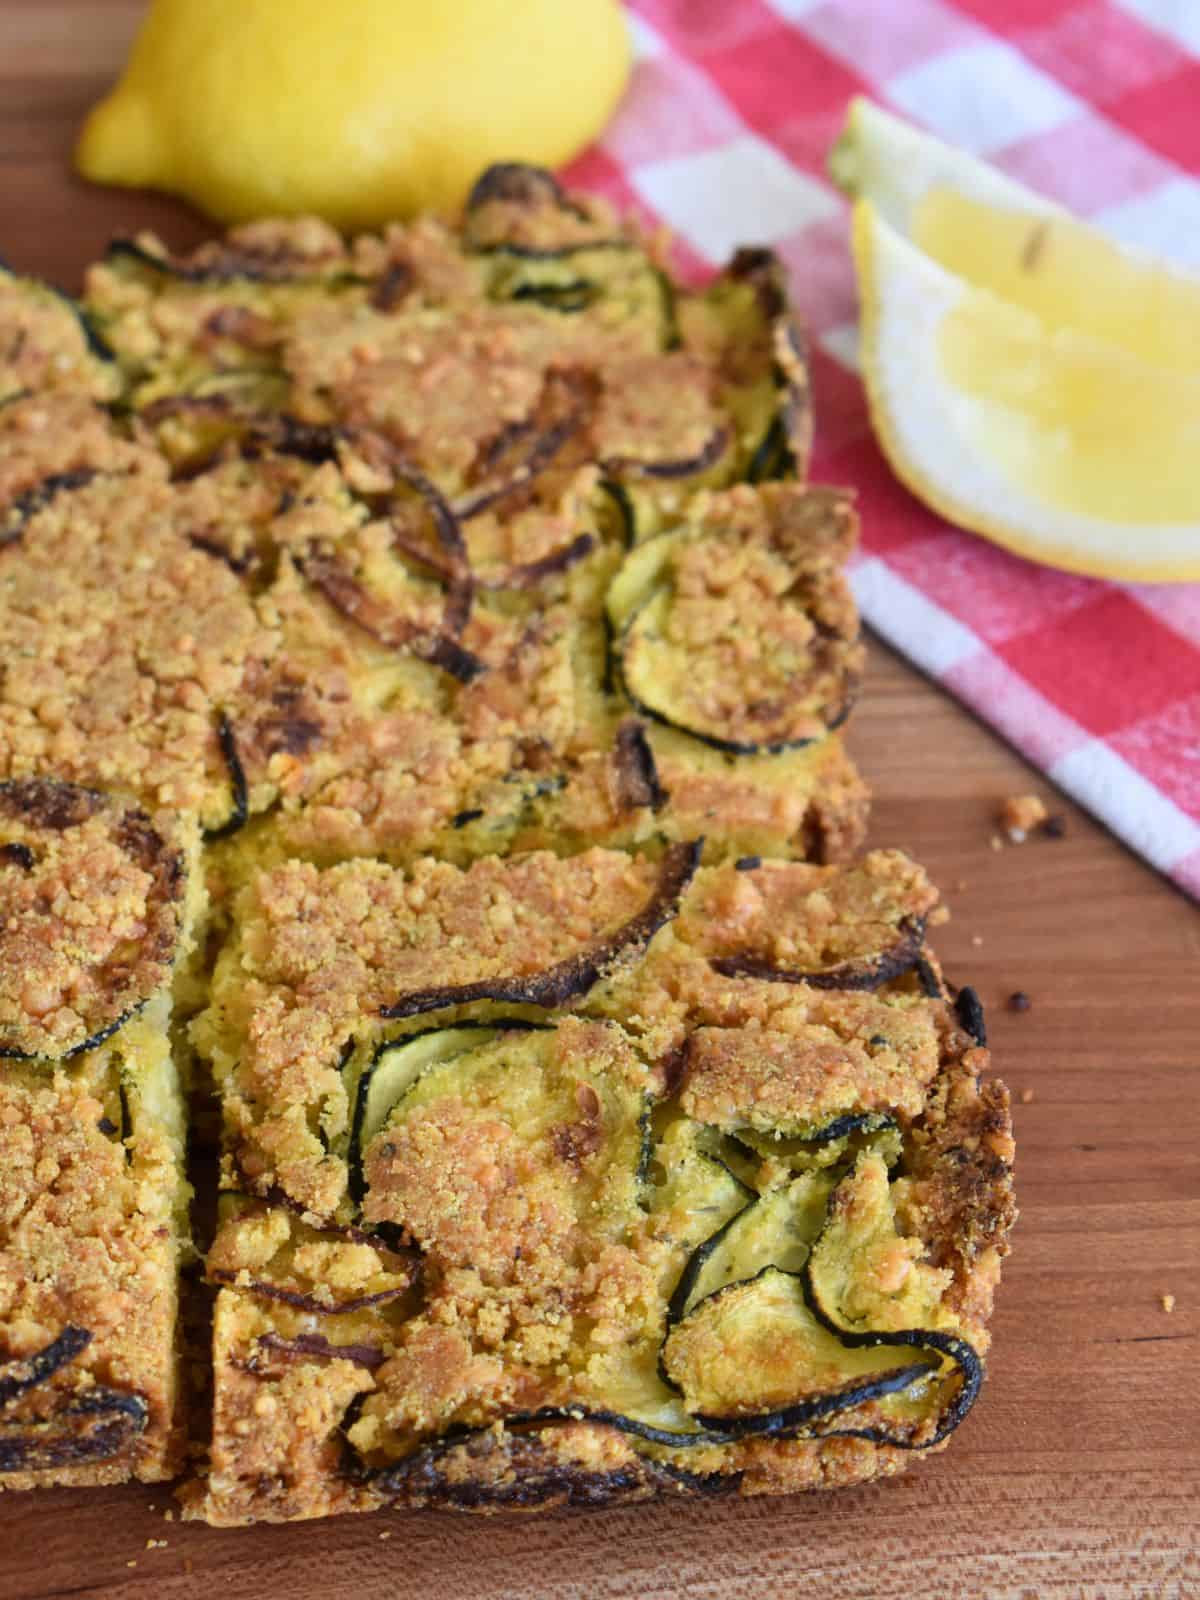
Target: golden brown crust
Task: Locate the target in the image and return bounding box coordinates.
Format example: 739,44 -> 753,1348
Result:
0,463 -> 277,827
0,783 -> 187,1060
0,273 -> 117,405
0,1060 -> 184,1487
2,171 -> 1013,1524
190,845 -> 1014,1525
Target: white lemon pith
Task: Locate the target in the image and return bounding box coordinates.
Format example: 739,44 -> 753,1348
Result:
77,0 -> 630,228
834,98 -> 1200,582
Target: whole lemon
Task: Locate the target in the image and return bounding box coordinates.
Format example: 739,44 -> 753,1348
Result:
77,0 -> 630,228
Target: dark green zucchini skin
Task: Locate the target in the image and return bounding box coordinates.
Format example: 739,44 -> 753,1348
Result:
345,1019 -> 544,1207
1,468 -> 98,547
728,1111 -> 898,1157
0,1387 -> 148,1473
617,669 -> 846,758
344,1413 -> 733,1511
343,1371 -> 934,1483
464,163 -> 628,259
0,1006 -> 141,1064
203,712 -> 249,841
0,1325 -> 148,1473
745,414 -> 791,485
954,986 -> 987,1046
610,602 -> 855,757
0,1326 -> 91,1408
598,479 -> 636,547
650,1131 -> 982,1452
0,259 -> 115,363
379,839 -> 701,1020
726,247 -> 811,484
709,914 -> 927,991
799,1263 -> 983,1450
508,280 -> 594,312
102,237 -> 362,288
602,425 -> 730,484
662,1163 -> 756,1336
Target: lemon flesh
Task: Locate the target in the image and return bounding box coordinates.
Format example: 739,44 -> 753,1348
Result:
836,98 -> 1200,581
77,0 -> 630,229
915,189 -> 1200,379
854,203 -> 1200,578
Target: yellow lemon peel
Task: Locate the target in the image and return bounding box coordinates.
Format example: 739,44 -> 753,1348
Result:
834,97 -> 1200,582
78,0 -> 630,229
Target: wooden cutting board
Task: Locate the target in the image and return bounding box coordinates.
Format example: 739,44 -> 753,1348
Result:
1,5 -> 1197,1595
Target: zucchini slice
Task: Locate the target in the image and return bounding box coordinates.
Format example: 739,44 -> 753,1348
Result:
357,1022 -> 649,1260
677,247 -> 812,488
463,163 -> 632,259
297,461 -> 484,683
662,1164 -> 832,1337
251,1332 -> 388,1372
0,1328 -> 92,1408
203,712 -> 250,841
661,1265 -> 932,1427
0,263 -> 117,402
345,1023 -> 522,1204
380,838 -> 700,1020
605,493 -> 861,755
647,1121 -> 757,1322
101,233 -> 356,288
710,914 -> 927,990
731,1114 -> 903,1176
801,1153 -> 984,1448
0,1384 -> 148,1474
0,1326 -> 148,1477
452,367 -> 592,524
666,1172 -> 836,1334
611,719 -> 668,814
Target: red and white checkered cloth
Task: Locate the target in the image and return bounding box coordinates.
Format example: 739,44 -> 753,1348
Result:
563,0 -> 1200,900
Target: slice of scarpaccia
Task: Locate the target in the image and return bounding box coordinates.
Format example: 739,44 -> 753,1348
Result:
0,399 -> 868,895
0,779 -> 201,1487
186,843 -> 1013,1524
66,167 -> 866,877
514,478 -> 866,863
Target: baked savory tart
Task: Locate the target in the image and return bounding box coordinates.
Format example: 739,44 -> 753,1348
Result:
190,846 -> 1012,1522
0,166 -> 1014,1516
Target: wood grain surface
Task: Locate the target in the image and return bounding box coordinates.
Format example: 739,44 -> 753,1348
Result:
1,5 -> 1197,1596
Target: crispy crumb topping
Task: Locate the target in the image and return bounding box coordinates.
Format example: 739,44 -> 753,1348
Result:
0,782 -> 186,1058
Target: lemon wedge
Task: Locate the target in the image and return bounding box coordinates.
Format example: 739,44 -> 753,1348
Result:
77,0 -> 630,229
833,98 -> 1200,581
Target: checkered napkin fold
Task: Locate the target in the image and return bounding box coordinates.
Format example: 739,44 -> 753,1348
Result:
563,0 -> 1200,899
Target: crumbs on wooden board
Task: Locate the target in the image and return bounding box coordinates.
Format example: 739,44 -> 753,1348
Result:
993,794 -> 1068,846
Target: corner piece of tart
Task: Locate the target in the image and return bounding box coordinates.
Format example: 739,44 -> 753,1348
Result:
186,845 -> 1014,1525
